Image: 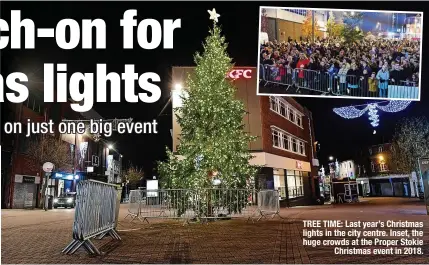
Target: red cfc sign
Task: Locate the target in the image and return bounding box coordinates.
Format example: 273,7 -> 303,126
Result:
227,69 -> 252,79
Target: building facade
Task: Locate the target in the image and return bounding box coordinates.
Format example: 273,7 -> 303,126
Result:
171,66 -> 320,206
262,8 -> 328,42
356,143 -> 420,198
338,160 -> 357,180
1,86 -> 122,209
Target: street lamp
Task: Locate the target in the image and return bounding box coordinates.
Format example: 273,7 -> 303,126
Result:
174,83 -> 183,90
108,144 -> 114,149
329,156 -> 334,161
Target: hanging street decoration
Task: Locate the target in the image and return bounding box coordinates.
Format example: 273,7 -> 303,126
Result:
333,101 -> 412,130
367,104 -> 379,127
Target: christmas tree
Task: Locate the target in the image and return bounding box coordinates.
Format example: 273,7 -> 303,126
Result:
158,9 -> 258,217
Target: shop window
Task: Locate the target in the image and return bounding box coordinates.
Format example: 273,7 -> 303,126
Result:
287,170 -> 305,198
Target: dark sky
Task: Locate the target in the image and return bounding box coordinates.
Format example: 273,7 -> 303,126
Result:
1,1 -> 427,176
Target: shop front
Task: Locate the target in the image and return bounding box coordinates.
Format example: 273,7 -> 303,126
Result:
12,175 -> 41,209
250,152 -> 314,206
46,172 -> 84,196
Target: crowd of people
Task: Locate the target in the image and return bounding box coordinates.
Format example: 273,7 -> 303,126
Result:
260,37 -> 421,98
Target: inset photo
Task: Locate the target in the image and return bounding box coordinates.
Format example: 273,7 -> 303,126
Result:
258,7 -> 423,100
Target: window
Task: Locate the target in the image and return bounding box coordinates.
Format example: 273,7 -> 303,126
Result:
269,97 -> 277,111
297,115 -> 302,127
272,130 -> 280,147
282,134 -> 290,150
288,109 -> 295,122
380,163 -> 388,172
286,170 -> 306,198
269,96 -> 303,128
369,148 -> 372,155
271,127 -> 306,156
349,163 -> 352,169
299,141 -> 305,155
378,146 -> 383,153
371,162 -> 375,172
279,102 -> 286,117
292,138 -> 297,152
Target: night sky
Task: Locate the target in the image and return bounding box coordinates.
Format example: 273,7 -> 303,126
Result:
1,2 -> 427,176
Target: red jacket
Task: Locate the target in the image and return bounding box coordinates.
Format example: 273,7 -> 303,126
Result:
297,59 -> 310,78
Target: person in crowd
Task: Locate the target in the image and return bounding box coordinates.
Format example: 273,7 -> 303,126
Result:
337,63 -> 349,94
368,72 -> 378,98
296,53 -> 310,87
376,65 -> 390,98
327,61 -> 339,91
347,63 -> 361,95
390,62 -> 404,86
259,37 -> 420,97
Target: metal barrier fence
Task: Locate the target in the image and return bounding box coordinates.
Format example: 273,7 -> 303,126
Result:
63,180 -> 121,255
125,189 -> 280,223
260,64 -> 419,99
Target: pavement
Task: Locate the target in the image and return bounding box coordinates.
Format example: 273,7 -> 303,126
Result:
2,197 -> 429,264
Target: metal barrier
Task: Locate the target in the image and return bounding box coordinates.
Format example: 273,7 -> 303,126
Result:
254,190 -> 281,221
125,188 -> 280,223
259,64 -> 419,99
63,180 -> 121,255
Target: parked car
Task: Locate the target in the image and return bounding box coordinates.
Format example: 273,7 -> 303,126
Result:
53,193 -> 76,209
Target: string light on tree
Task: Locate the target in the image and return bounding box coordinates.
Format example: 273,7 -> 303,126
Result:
333,101 -> 412,132
158,8 -> 258,215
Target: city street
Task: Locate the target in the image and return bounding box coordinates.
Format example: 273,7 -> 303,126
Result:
2,197 -> 428,264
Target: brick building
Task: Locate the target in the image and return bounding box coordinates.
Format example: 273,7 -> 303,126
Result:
171,66 -> 320,206
1,85 -> 122,209
356,143 -> 420,198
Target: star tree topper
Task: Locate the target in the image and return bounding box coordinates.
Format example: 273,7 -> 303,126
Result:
208,8 -> 220,23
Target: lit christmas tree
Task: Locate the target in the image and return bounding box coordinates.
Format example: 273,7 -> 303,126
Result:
158,9 -> 258,217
